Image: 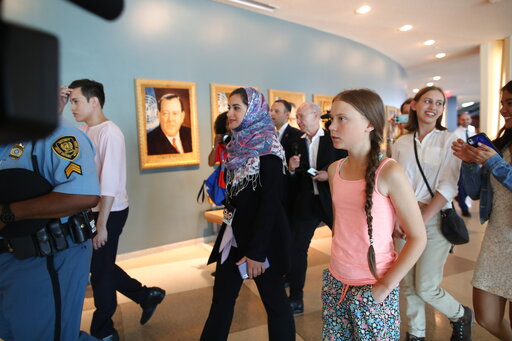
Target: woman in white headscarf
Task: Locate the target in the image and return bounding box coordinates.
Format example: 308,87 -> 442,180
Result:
200,87 -> 295,341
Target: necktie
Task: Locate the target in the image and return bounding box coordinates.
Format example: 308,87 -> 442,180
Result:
465,128 -> 469,141
171,138 -> 179,153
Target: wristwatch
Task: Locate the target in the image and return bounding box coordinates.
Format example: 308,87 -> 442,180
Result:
0,204 -> 15,224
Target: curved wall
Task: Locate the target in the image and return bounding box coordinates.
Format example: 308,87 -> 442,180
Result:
4,0 -> 407,252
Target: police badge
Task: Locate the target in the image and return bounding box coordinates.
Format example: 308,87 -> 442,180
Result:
52,135 -> 79,160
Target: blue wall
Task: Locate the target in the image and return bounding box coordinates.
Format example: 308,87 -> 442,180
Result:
446,96 -> 458,131
4,0 -> 408,253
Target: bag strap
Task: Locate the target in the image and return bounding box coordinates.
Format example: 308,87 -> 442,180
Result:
31,140 -> 41,175
413,132 -> 435,199
196,181 -> 206,203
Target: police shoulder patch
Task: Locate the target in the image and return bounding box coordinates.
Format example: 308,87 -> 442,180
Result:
65,162 -> 82,178
52,135 -> 80,161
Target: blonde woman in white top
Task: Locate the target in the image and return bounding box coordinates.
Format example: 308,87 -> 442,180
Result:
391,86 -> 472,341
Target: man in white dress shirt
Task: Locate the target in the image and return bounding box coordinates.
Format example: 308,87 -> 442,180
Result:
453,112 -> 475,217
270,99 -> 302,161
147,94 -> 192,155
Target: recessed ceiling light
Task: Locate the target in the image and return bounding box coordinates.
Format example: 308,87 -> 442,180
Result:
355,5 -> 372,14
433,76 -> 441,81
426,82 -> 434,86
399,24 -> 413,32
424,40 -> 436,46
462,101 -> 475,108
435,52 -> 446,59
227,0 -> 277,12
413,88 -> 419,93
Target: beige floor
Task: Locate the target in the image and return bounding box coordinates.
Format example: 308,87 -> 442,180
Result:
81,202 -> 506,340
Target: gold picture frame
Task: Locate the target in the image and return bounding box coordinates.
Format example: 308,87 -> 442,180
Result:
268,89 -> 305,129
385,105 -> 399,120
135,78 -> 200,169
384,105 -> 400,153
313,94 -> 334,116
268,89 -> 305,109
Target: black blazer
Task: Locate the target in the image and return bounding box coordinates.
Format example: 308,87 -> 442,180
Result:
208,155 -> 291,274
280,124 -> 303,162
289,129 -> 347,227
147,125 -> 192,155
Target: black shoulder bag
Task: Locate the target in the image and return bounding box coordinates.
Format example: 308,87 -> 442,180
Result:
413,132 -> 469,246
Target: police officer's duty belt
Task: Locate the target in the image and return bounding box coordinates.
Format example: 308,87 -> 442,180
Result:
0,211 -> 96,260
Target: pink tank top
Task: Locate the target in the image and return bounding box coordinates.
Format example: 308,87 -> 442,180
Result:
329,158 -> 397,285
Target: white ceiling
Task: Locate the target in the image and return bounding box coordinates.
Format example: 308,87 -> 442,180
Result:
215,0 -> 512,107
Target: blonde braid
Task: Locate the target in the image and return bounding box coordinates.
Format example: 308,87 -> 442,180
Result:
364,139 -> 381,280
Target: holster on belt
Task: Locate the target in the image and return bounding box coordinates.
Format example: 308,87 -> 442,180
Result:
0,211 -> 96,260
67,210 -> 97,243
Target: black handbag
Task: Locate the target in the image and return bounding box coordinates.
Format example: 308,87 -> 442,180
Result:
439,206 -> 469,245
413,133 -> 469,245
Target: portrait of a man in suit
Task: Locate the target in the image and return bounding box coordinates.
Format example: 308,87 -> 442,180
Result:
147,93 -> 192,155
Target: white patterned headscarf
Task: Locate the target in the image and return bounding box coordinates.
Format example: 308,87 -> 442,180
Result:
225,87 -> 286,196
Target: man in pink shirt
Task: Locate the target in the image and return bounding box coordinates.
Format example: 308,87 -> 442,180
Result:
62,79 -> 165,341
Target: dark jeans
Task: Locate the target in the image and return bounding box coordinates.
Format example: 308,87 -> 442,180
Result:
201,252 -> 295,341
457,174 -> 469,213
90,208 -> 149,338
289,196 -> 327,301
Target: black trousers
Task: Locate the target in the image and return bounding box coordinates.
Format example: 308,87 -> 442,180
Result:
289,196 -> 328,301
90,208 -> 148,338
201,252 -> 295,341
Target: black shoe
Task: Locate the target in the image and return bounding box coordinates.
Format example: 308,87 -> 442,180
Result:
462,211 -> 472,218
406,332 -> 425,341
289,299 -> 303,315
450,305 -> 473,341
101,330 -> 120,341
140,287 -> 166,325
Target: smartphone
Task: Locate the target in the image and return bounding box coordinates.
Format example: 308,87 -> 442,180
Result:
307,167 -> 318,176
467,133 -> 498,152
238,258 -> 270,279
394,114 -> 409,124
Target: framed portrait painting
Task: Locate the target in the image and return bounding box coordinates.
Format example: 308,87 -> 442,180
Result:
268,89 -> 305,129
383,105 -> 400,152
385,105 -> 399,120
313,94 -> 334,115
135,78 -> 200,169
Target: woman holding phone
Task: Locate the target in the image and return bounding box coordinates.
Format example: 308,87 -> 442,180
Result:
452,80 -> 512,340
200,87 -> 295,341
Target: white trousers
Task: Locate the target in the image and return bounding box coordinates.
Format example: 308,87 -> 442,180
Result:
396,213 -> 463,338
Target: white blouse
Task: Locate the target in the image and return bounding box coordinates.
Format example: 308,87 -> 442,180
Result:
392,129 -> 461,209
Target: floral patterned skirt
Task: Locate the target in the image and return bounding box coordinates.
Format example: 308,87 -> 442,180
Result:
322,269 -> 400,341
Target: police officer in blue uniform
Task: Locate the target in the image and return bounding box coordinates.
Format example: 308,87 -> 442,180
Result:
0,118 -> 101,340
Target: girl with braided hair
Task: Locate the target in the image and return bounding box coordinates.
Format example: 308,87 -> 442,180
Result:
323,89 -> 426,340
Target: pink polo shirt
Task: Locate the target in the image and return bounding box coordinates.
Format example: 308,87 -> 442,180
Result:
79,121 -> 129,212
329,158 -> 397,285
